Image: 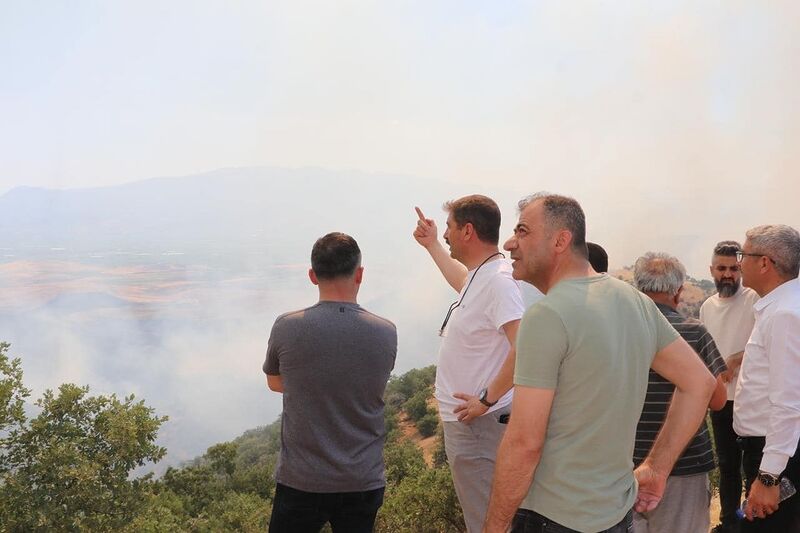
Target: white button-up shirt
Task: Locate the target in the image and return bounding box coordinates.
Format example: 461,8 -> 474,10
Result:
733,279 -> 800,475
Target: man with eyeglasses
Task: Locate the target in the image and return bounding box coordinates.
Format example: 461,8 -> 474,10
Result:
413,195 -> 533,533
700,241 -> 760,533
732,225 -> 800,532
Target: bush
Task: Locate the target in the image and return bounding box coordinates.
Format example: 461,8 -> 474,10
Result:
405,388 -> 432,422
417,413 -> 439,438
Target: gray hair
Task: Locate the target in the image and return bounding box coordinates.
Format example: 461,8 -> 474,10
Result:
745,225 -> 800,279
634,252 -> 686,296
518,192 -> 587,257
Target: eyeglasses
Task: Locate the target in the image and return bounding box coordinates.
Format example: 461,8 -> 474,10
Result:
713,265 -> 740,273
735,251 -> 776,265
439,252 -> 503,336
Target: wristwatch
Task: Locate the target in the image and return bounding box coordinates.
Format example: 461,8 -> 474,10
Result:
478,388 -> 497,408
757,471 -> 780,487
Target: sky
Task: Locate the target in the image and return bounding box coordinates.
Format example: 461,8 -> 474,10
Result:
1,1 -> 799,275
1,1 -> 800,466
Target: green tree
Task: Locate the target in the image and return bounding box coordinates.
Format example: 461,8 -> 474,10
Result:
0,342 -> 30,435
405,388 -> 433,422
207,442 -> 237,477
378,466 -> 465,532
0,344 -> 167,531
417,412 -> 439,438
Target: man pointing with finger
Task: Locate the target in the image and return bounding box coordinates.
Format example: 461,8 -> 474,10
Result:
413,195 -> 532,533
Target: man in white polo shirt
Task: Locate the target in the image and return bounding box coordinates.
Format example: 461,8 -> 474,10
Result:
413,195 -> 535,533
700,240 -> 760,533
734,224 -> 800,532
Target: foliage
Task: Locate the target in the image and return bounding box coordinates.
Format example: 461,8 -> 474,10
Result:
0,376 -> 167,531
417,412 -> 440,438
0,342 -> 30,438
1,347 -> 463,531
385,365 -> 436,407
378,466 -> 465,532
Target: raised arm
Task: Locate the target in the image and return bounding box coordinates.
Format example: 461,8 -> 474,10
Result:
634,337 -> 716,512
413,206 -> 468,292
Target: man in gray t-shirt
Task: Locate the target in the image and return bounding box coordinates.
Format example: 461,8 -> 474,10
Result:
263,232 -> 396,533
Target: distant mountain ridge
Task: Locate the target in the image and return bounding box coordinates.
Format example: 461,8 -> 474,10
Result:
0,167 -> 486,258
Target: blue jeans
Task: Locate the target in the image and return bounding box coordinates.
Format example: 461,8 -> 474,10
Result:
511,509 -> 633,533
268,483 -> 384,533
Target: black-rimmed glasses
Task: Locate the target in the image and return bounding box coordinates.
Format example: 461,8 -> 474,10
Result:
735,251 -> 776,264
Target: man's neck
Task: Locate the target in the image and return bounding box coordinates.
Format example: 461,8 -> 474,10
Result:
461,245 -> 502,271
646,292 -> 677,310
540,255 -> 595,294
757,276 -> 794,298
317,283 -> 359,304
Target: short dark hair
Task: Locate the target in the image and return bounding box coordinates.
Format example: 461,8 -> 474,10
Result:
713,240 -> 741,257
443,195 -> 501,245
311,232 -> 361,280
587,242 -> 608,273
519,193 -> 587,257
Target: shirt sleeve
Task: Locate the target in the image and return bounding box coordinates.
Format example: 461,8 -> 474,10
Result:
486,273 -> 526,331
514,303 -> 568,390
263,320 -> 283,375
761,310 -> 800,475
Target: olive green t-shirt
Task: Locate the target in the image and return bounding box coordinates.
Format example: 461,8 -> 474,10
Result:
514,274 -> 679,532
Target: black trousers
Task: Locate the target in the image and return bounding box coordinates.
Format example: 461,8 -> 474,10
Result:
511,509 -> 632,533
712,400 -> 744,528
268,483 -> 384,533
739,436 -> 800,533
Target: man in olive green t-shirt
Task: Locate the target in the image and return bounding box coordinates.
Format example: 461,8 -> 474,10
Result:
483,193 -> 717,533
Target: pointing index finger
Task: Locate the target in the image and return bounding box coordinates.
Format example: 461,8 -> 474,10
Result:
414,206 -> 428,223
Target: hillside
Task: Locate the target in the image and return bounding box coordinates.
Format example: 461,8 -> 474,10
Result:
132,365 -> 464,532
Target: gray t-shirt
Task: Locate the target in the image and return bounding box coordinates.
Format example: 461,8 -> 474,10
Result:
263,301 -> 397,492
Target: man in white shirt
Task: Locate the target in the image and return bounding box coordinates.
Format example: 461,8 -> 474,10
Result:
734,224 -> 800,532
700,240 -> 760,533
413,195 -> 535,533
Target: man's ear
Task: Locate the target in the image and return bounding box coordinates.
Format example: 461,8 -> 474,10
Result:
554,229 -> 573,253
709,265 -> 715,278
760,256 -> 772,274
462,222 -> 474,241
308,268 -> 319,286
674,285 -> 684,306
354,266 -> 364,285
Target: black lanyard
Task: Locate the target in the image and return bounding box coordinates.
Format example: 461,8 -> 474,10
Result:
439,251 -> 504,336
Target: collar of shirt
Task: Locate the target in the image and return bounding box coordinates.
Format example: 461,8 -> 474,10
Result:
753,279 -> 799,313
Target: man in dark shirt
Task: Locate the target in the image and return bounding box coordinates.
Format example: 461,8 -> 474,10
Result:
632,252 -> 728,533
263,232 -> 397,533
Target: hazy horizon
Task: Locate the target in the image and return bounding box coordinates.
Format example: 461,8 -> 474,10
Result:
2,2 -> 799,468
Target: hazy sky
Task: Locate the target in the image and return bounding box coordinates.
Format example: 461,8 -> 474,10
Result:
2,2 -> 800,464
1,1 -> 798,268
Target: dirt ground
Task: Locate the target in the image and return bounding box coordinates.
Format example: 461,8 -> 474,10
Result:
709,494 -> 722,531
